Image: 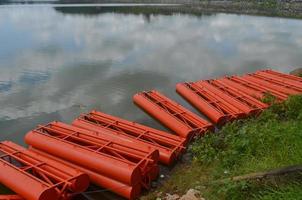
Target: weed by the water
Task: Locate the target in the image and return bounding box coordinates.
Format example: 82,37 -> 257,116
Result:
190,95 -> 302,199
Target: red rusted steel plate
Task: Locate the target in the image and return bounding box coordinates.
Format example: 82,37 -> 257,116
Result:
0,141 -> 89,200
25,121 -> 159,188
241,74 -> 299,96
0,195 -> 23,200
72,110 -> 186,165
208,79 -> 269,112
176,82 -> 229,126
133,90 -> 214,139
228,76 -> 289,101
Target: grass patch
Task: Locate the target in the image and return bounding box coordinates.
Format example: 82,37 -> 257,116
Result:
142,95 -> 302,199
192,95 -> 302,177
141,162 -> 214,199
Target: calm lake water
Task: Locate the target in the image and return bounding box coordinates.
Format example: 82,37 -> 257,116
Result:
1,4 -> 302,199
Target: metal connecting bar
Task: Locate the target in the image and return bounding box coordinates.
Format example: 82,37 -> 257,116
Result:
25,121 -> 159,188
133,90 -> 214,139
208,79 -> 269,112
0,141 -> 89,200
228,76 -> 289,101
73,110 -> 186,165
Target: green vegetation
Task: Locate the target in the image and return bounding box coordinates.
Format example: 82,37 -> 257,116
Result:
142,95 -> 302,199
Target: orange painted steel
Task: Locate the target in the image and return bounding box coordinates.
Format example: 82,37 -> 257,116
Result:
253,71 -> 302,93
177,81 -> 247,124
30,148 -> 141,200
207,79 -> 269,112
0,195 -> 23,200
133,90 -> 214,139
251,73 -> 302,94
218,77 -> 278,101
25,121 -> 158,188
241,74 -> 299,96
228,76 -> 288,101
2,141 -> 89,194
176,82 -> 229,126
196,80 -> 260,116
72,110 -> 186,165
260,69 -> 302,83
0,141 -> 89,200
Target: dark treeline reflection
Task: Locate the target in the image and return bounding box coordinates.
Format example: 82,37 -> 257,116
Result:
54,5 -> 214,18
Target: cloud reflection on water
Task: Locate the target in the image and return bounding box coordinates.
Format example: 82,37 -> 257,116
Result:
0,6 -> 302,141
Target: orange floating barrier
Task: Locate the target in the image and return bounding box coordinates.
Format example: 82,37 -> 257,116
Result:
241,74 -> 299,96
207,79 -> 269,112
72,110 -> 186,165
259,69 -> 302,83
30,148 -> 141,200
252,71 -> 302,93
176,82 -> 229,126
196,80 -> 260,115
0,195 -> 23,200
133,90 -> 214,139
228,76 -> 288,101
0,141 -> 89,200
218,77 -> 279,101
177,81 -> 247,125
25,121 -> 158,188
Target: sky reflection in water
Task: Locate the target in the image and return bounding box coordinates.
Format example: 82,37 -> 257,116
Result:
0,5 -> 302,146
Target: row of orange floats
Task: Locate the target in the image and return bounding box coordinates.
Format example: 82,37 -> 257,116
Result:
1,69 -> 301,200
177,69 -> 302,126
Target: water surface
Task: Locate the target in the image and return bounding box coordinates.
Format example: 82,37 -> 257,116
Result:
0,4 -> 302,199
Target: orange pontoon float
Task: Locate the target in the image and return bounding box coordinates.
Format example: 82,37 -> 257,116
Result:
0,141 -> 89,200
207,79 -> 269,112
72,110 -> 186,165
176,82 -> 229,126
252,71 -> 302,93
241,74 -> 300,96
217,77 -> 282,101
133,90 -> 214,139
196,80 -> 261,115
25,121 -> 158,188
30,148 -> 141,200
228,76 -> 289,100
